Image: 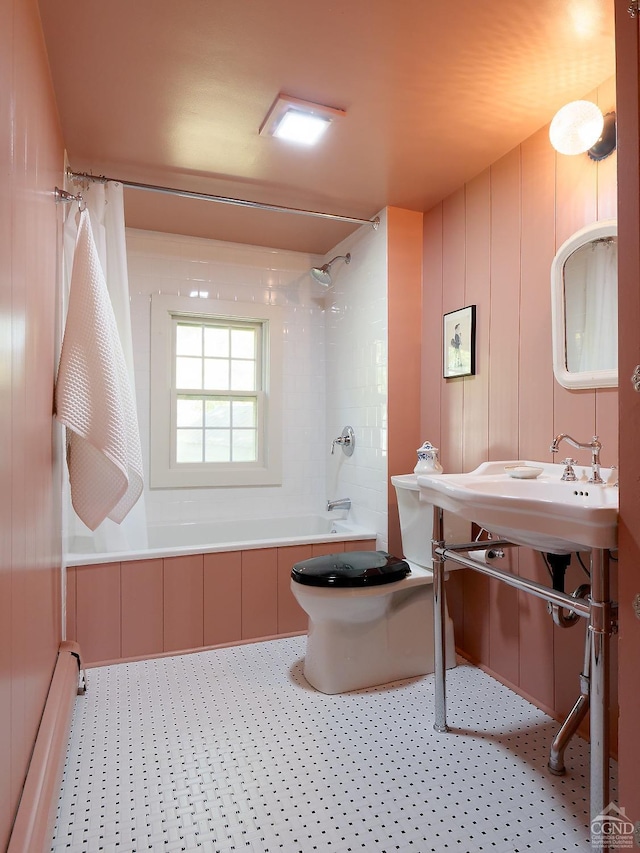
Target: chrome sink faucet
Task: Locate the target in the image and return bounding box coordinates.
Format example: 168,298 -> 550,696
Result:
550,433 -> 604,484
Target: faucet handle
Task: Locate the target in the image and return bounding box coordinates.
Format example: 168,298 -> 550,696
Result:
560,458 -> 578,481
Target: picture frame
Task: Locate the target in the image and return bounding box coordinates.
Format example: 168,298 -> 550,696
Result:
443,305 -> 476,378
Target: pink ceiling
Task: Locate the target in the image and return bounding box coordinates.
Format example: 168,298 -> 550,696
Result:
38,0 -> 615,254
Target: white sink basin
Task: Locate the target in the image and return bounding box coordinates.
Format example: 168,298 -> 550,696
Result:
416,460 -> 618,553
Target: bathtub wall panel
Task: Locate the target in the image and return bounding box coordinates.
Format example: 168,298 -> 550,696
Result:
241,549 -> 278,639
121,559 -> 164,658
67,535 -> 374,665
420,76 -> 618,732
164,555 -> 204,652
204,552 -> 242,646
276,546 -> 313,634
76,563 -> 121,665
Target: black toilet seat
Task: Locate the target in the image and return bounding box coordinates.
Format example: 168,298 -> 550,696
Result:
291,550 -> 410,588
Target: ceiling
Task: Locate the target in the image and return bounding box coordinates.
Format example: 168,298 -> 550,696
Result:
38,0 -> 615,255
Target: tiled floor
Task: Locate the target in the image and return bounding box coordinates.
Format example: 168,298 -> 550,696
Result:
51,636 -> 615,852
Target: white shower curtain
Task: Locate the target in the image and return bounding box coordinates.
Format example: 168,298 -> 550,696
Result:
63,181 -> 148,552
579,240 -> 618,373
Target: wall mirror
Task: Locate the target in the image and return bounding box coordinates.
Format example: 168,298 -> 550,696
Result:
551,219 -> 617,389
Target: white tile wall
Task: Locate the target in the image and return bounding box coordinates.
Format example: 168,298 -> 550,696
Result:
324,210 -> 389,548
126,230 -> 329,525
125,220 -> 390,545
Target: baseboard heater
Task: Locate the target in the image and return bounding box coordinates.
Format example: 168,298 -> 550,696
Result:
7,641 -> 84,853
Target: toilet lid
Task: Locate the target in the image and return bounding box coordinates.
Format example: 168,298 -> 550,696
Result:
291,551 -> 410,588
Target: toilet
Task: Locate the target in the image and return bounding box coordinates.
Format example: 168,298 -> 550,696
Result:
290,474 -> 457,694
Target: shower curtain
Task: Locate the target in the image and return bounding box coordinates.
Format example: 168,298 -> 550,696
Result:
579,239 -> 618,373
63,181 -> 148,552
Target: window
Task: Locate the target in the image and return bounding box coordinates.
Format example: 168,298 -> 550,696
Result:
150,295 -> 282,487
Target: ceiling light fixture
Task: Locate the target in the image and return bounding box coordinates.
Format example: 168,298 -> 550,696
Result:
549,101 -> 616,160
259,94 -> 345,146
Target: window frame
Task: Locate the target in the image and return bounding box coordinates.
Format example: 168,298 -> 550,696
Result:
150,294 -> 282,488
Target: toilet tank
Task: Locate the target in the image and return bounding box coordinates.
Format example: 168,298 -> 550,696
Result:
391,474 -> 470,569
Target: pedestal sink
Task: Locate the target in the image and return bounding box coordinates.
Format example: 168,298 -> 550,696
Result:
417,460 -> 618,554
419,458 -> 618,844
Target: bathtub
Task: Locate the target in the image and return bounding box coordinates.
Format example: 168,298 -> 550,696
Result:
65,515 -> 378,665
65,515 -> 377,566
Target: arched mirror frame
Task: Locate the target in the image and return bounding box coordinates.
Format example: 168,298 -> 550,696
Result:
550,219 -> 618,390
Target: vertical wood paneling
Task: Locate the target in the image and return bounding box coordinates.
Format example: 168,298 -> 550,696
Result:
489,148 -> 521,460
121,559 -> 164,658
487,150 -> 522,684
553,119 -> 598,443
615,0 -> 640,813
462,170 -> 491,471
422,80 -> 618,726
519,129 -> 556,461
595,388 -> 619,468
76,563 -> 121,663
552,557 -> 590,721
0,0 -> 13,829
0,0 -> 64,843
344,539 -> 376,552
276,546 -> 312,634
421,205 -> 443,444
10,0 -> 30,790
311,542 -> 345,557
441,189 -> 466,472
65,566 -> 77,641
387,208 -> 424,557
163,555 -> 203,652
203,551 -> 242,646
596,76 -> 618,222
517,550 -> 554,710
241,549 -> 278,639
462,572 -> 490,666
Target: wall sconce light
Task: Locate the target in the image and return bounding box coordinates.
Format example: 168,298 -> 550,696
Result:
549,101 -> 616,161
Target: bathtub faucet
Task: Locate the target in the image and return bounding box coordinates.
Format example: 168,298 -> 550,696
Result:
327,498 -> 351,512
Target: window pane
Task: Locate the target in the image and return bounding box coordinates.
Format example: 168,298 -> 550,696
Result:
204,327 -> 229,358
176,324 -> 202,356
231,360 -> 255,391
232,400 -> 256,428
176,429 -> 203,463
231,328 -> 255,359
205,399 -> 231,428
204,358 -> 229,390
205,430 -> 231,462
176,356 -> 203,389
232,429 -> 256,462
177,398 -> 203,428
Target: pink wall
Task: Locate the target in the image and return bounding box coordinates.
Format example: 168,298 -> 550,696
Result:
0,0 -> 64,846
421,77 -> 618,734
613,0 -> 640,819
387,207 -> 424,557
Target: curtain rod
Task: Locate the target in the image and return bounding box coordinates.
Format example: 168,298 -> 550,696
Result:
65,170 -> 380,230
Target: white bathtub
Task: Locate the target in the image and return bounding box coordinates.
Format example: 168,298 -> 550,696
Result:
65,515 -> 377,567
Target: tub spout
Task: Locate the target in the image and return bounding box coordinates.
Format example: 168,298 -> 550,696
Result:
327,498 -> 351,512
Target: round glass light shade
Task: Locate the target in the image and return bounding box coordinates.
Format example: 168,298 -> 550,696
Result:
549,101 -> 604,156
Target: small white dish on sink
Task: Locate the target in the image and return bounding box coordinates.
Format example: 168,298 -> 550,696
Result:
504,465 -> 544,479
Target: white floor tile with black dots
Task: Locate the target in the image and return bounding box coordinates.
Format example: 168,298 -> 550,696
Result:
51,636 -> 616,853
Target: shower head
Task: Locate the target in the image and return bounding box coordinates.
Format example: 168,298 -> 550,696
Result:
310,252 -> 351,286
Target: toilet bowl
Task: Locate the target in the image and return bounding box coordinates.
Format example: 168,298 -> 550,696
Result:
290,475 -> 458,694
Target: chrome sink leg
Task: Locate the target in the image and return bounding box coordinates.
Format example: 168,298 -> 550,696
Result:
548,623 -> 591,775
433,505 -> 448,733
589,547 -> 612,845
